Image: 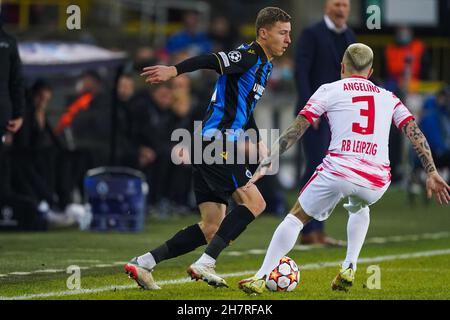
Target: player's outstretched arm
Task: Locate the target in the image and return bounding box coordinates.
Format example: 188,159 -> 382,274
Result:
141,54 -> 223,84
402,119 -> 450,205
246,115 -> 310,186
141,65 -> 177,84
141,66 -> 178,84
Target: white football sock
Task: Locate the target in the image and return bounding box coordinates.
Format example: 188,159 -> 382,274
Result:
342,207 -> 370,271
137,252 -> 157,270
255,214 -> 303,279
196,253 -> 216,265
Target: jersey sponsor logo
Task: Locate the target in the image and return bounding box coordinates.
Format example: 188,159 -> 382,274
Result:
218,52 -> 230,67
245,169 -> 253,179
253,83 -> 265,100
228,51 -> 242,63
341,139 -> 378,156
0,42 -> 10,48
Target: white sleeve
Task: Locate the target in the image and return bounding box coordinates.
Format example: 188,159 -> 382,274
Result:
298,84 -> 328,124
393,99 -> 415,129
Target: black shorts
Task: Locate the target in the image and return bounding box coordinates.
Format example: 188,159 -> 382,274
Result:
192,161 -> 252,206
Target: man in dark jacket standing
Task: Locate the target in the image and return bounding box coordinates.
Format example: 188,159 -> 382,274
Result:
0,17 -> 25,142
0,15 -> 26,215
295,0 -> 355,245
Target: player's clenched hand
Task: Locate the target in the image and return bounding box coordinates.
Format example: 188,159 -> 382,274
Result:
244,157 -> 272,190
141,66 -> 177,84
426,172 -> 450,205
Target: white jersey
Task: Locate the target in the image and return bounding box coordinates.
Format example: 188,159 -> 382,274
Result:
299,76 -> 414,190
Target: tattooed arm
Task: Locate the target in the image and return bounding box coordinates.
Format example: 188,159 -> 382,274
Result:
402,119 -> 437,174
267,114 -> 311,162
402,119 -> 450,204
245,115 -> 311,187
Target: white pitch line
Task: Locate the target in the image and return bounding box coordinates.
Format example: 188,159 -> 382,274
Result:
66,260 -> 102,263
33,269 -> 65,274
1,231 -> 450,277
1,248 -> 449,300
8,272 -> 35,276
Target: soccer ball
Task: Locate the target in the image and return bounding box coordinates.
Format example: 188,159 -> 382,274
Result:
265,256 -> 300,292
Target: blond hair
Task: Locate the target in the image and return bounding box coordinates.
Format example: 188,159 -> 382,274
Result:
343,43 -> 374,73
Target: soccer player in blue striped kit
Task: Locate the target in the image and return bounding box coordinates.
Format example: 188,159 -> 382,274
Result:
124,7 -> 292,289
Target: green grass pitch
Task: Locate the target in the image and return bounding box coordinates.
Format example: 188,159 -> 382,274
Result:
0,189 -> 449,300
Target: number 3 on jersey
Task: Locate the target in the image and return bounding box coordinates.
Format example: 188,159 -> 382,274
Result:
352,96 -> 375,135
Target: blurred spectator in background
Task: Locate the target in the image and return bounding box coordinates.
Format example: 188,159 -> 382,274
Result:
419,86 -> 450,176
208,15 -> 237,52
134,46 -> 169,74
0,79 -> 89,230
384,26 -> 430,184
294,0 -> 355,246
129,82 -> 173,211
117,73 -> 136,104
384,26 -> 430,93
167,75 -> 195,211
116,73 -> 138,167
54,70 -> 110,167
166,10 -> 212,56
0,16 -> 25,211
0,17 -> 25,149
268,56 -> 295,93
11,80 -> 60,208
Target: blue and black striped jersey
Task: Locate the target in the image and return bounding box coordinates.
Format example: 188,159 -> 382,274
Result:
202,41 -> 273,141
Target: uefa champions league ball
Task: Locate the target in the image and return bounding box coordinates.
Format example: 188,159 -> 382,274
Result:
265,256 -> 300,292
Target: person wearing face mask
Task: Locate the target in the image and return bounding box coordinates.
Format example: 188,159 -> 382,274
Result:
294,0 -> 356,246
385,26 -> 430,90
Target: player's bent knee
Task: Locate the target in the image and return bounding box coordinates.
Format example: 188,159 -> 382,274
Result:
291,200 -> 313,224
256,198 -> 266,214
248,198 -> 266,216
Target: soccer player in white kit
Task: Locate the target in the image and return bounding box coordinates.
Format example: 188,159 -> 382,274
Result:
238,43 -> 450,294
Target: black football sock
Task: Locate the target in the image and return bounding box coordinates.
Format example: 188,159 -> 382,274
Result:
205,205 -> 255,260
151,224 -> 207,263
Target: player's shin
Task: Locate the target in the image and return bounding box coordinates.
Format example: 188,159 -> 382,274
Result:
198,205 -> 255,263
141,224 -> 207,269
255,214 -> 304,279
342,206 -> 370,271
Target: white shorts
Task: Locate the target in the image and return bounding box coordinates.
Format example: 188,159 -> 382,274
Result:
298,169 -> 390,221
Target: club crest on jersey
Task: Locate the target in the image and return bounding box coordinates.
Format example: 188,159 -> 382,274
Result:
228,51 -> 242,63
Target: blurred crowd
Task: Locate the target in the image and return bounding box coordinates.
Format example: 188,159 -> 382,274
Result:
0,9 -> 449,226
